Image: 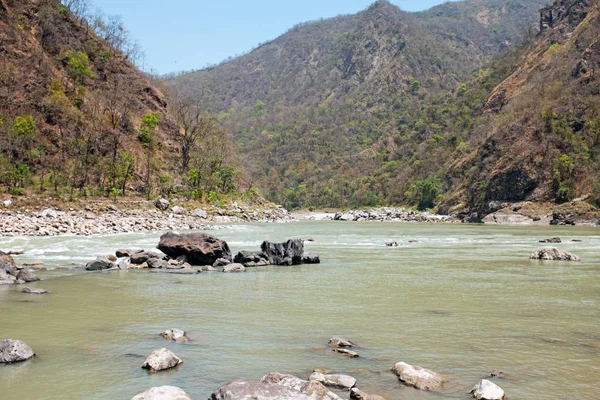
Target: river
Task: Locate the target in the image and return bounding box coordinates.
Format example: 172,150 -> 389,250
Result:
0,221 -> 599,399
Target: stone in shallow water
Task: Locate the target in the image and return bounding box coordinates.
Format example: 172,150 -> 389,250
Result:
350,387 -> 387,400
530,248 -> 580,261
332,348 -> 359,358
131,386 -> 192,400
160,329 -> 188,343
328,336 -> 354,348
470,379 -> 505,400
392,361 -> 449,391
222,263 -> 246,273
141,348 -> 182,372
0,339 -> 35,363
309,372 -> 356,390
16,269 -> 40,282
21,287 -> 48,294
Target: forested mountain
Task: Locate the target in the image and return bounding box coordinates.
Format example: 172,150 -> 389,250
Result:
0,0 -> 236,201
167,0 -> 554,210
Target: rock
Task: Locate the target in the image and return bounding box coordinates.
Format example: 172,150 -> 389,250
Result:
158,232 -> 232,265
392,362 -> 449,391
22,287 -> 48,294
116,249 -> 143,258
167,268 -> 200,275
131,386 -> 192,400
213,258 -> 231,267
0,269 -> 16,285
3,199 -> 12,207
539,237 -> 561,243
0,339 -> 35,363
234,250 -> 270,267
302,252 -> 320,264
154,198 -> 170,211
328,337 -> 355,348
332,348 -> 359,357
147,258 -> 169,269
22,260 -> 44,266
40,208 -> 58,218
470,379 -> 505,400
171,206 -> 187,215
350,388 -> 386,400
210,379 -> 313,400
86,256 -> 115,271
16,269 -> 40,282
260,239 -> 304,266
309,372 -> 356,390
118,259 -> 130,270
199,265 -> 220,272
192,208 -> 207,218
530,248 -> 581,261
141,348 -> 182,372
130,251 -> 161,265
0,250 -> 18,270
7,249 -> 24,255
106,254 -> 118,262
160,329 -> 189,343
261,372 -> 341,400
223,263 -> 246,273
385,242 -> 398,247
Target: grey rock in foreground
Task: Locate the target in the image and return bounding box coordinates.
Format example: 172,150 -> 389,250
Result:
160,329 -> 189,343
350,388 -> 386,400
309,372 -> 356,390
261,239 -> 304,266
0,339 -> 35,363
158,231 -> 232,265
22,287 -> 49,294
262,372 -> 341,399
392,362 -> 449,391
210,379 -> 312,400
131,386 -> 192,400
141,348 -> 182,372
470,379 -> 505,400
530,248 -> 581,261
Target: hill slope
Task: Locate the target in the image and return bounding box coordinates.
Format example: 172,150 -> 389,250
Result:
167,0 -> 551,209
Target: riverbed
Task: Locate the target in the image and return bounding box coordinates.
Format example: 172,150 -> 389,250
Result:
1,222 -> 599,399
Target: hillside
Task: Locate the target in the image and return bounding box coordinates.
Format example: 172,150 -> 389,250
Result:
167,0 -> 551,209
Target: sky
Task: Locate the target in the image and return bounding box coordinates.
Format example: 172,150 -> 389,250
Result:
91,0 -> 457,75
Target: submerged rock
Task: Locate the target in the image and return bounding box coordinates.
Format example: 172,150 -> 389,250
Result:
328,337 -> 355,348
392,362 -> 449,391
210,379 -> 313,400
470,379 -> 505,400
22,287 -> 48,294
530,248 -> 580,261
260,239 -> 304,266
158,231 -> 232,265
539,237 -> 561,243
160,329 -> 189,343
309,372 -> 356,390
131,386 -> 192,400
0,339 -> 35,363
141,348 -> 182,372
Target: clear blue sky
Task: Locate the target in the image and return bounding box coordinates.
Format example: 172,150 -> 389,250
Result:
91,0 -> 457,74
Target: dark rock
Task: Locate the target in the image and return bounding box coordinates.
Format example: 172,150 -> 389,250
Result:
530,248 -> 581,261
0,339 -> 35,363
260,239 -> 304,266
130,251 -> 161,265
86,257 -> 114,271
392,362 -> 449,391
234,250 -> 270,267
147,258 -> 169,269
539,237 -> 561,243
158,232 -> 232,266
302,252 -> 320,264
154,198 -> 170,211
16,269 -> 40,282
116,248 -> 143,258
22,287 -> 48,294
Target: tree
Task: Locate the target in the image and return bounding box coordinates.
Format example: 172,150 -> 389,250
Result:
138,112 -> 159,195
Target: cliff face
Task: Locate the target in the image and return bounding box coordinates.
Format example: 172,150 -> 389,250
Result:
0,0 -> 180,194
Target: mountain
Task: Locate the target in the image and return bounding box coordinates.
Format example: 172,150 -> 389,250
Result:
166,0 -> 552,210
0,0 -> 182,197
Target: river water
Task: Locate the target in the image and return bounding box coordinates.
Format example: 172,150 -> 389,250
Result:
0,221 -> 599,400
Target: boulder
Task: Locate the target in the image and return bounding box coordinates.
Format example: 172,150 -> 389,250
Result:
118,259 -> 130,270
530,248 -> 581,261
131,386 -> 192,400
539,237 -> 561,243
154,198 -> 170,211
141,348 -> 182,372
210,379 -> 313,400
86,256 -> 114,271
0,339 -> 35,363
392,362 -> 449,391
350,388 -> 386,400
3,199 -> 12,207
302,252 -> 320,264
0,250 -> 17,270
40,208 -> 58,218
16,269 -> 40,282
116,249 -> 143,258
261,373 -> 341,399
158,232 -> 232,265
213,258 -> 231,267
309,372 -> 356,390
470,379 -> 505,400
234,251 -> 270,267
22,287 -> 48,294
260,239 -> 304,266
223,263 -> 246,273
193,208 -> 208,218
160,329 -> 189,343
171,206 -> 187,215
106,254 -> 118,262
332,348 -> 359,358
328,337 -> 354,348
130,251 -> 161,265
147,258 -> 169,269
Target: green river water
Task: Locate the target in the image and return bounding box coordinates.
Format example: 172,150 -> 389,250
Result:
0,221 -> 599,399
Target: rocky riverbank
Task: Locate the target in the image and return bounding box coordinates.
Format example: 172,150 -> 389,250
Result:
296,208 -> 460,223
0,199 -> 294,237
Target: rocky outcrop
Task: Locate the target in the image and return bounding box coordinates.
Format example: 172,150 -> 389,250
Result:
392,362 -> 449,391
158,232 -> 232,265
160,329 -> 189,343
309,372 -> 356,390
0,339 -> 35,363
260,239 -> 304,266
530,248 -> 581,261
141,348 -> 182,372
234,251 -> 270,267
131,386 -> 192,400
332,348 -> 359,358
470,379 -> 505,400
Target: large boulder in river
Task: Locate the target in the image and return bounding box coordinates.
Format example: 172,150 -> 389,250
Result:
530,248 -> 580,261
141,348 -> 182,372
86,256 -> 115,271
392,362 -> 449,391
260,239 -> 304,266
0,339 -> 35,363
210,379 -> 313,400
158,232 -> 232,265
470,379 -> 505,400
131,386 -> 192,400
234,251 -> 270,267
